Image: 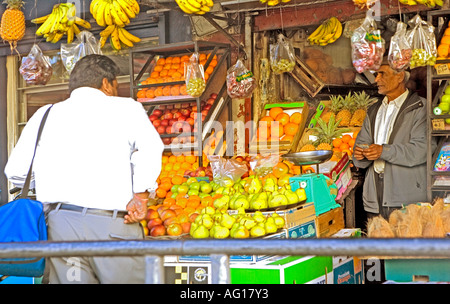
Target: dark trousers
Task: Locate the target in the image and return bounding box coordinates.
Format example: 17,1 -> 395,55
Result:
367,172 -> 400,220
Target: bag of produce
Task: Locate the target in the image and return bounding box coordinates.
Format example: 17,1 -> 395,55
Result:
19,44 -> 53,85
208,155 -> 248,187
61,30 -> 102,74
388,21 -> 412,71
351,13 -> 385,73
270,34 -> 296,74
226,59 -> 257,99
184,52 -> 206,97
406,14 -> 437,69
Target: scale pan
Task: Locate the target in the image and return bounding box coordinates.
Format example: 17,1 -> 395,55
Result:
282,150 -> 333,166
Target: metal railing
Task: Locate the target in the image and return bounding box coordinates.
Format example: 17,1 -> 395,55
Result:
1,238 -> 450,283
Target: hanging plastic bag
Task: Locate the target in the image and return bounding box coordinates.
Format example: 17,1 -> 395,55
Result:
351,12 -> 385,73
270,34 -> 296,74
60,31 -> 102,74
388,21 -> 412,71
208,155 -> 248,186
19,44 -> 53,85
406,14 -> 437,69
185,52 -> 206,97
226,59 -> 257,99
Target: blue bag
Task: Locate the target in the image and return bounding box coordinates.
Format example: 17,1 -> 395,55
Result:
0,199 -> 47,277
0,105 -> 52,277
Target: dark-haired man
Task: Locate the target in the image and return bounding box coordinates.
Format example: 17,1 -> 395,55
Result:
5,54 -> 164,283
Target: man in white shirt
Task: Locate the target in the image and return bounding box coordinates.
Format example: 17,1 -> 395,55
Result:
4,54 -> 164,283
353,61 -> 433,220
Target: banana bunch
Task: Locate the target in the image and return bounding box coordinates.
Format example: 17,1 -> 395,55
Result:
90,0 -> 140,27
395,0 -> 442,6
99,24 -> 141,51
259,0 -> 292,6
307,17 -> 343,46
352,0 -> 378,9
175,0 -> 214,15
32,3 -> 90,44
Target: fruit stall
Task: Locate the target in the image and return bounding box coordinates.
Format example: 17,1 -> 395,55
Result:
1,0 -> 450,285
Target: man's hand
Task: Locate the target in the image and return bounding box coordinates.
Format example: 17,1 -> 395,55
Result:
353,146 -> 366,161
363,144 -> 383,161
124,193 -> 148,224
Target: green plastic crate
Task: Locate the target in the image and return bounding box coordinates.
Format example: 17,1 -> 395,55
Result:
385,259 -> 450,282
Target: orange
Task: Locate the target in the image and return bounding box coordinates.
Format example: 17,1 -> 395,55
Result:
283,122 -> 299,136
154,87 -> 163,97
181,162 -> 191,170
156,188 -> 167,199
172,163 -> 181,171
156,58 -> 166,66
269,107 -> 284,120
290,112 -> 303,124
167,69 -> 176,77
339,143 -> 350,150
179,85 -> 187,96
348,138 -> 355,149
171,63 -> 180,70
271,124 -> 284,138
169,155 -> 177,163
171,174 -> 184,185
176,154 -> 185,163
161,155 -> 169,164
176,197 -> 188,208
441,36 -> 450,45
259,116 -> 274,123
204,73 -> 210,82
159,69 -> 168,77
165,57 -> 173,64
159,182 -> 172,192
150,71 -> 159,78
275,113 -> 290,126
170,85 -> 180,96
154,65 -> 163,72
199,53 -> 207,62
282,135 -> 294,142
342,134 -> 352,143
333,147 -> 341,153
205,66 -> 214,75
163,197 -> 176,206
341,148 -> 352,157
353,130 -> 359,139
272,162 -> 289,179
181,55 -> 190,62
256,126 -> 271,141
210,59 -> 218,67
185,155 -> 197,164
162,86 -> 171,96
160,176 -> 172,184
332,137 -> 343,149
137,90 -> 146,98
145,89 -> 155,99
172,57 -> 181,64
172,71 -> 182,79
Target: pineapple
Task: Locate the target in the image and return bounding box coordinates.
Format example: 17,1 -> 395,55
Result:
321,95 -> 343,124
336,92 -> 355,127
300,143 -> 316,152
0,0 -> 25,51
312,115 -> 349,148
350,91 -> 378,127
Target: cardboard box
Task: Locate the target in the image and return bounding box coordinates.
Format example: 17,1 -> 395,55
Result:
230,255 -> 333,284
323,152 -> 352,200
250,102 -> 309,154
384,259 -> 450,283
179,203 -> 317,263
316,207 -> 345,238
331,228 -> 364,284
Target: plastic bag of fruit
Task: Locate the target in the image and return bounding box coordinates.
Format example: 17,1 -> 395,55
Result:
61,31 -> 102,74
208,155 -> 248,186
406,14 -> 437,69
19,44 -> 53,85
270,34 -> 296,74
388,21 -> 412,71
351,13 -> 385,73
184,52 -> 206,97
226,59 -> 257,99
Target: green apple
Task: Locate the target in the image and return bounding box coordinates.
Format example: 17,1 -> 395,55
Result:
441,94 -> 450,104
200,182 -> 213,194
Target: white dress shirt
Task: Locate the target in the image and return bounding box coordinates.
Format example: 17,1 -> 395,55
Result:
373,89 -> 409,174
5,87 -> 164,211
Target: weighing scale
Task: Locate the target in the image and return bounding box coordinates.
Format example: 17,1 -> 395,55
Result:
283,150 -> 340,216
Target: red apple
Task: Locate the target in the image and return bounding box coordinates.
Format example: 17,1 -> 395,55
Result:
157,205 -> 169,216
147,218 -> 163,229
157,125 -> 166,134
201,109 -> 209,117
163,216 -> 180,227
149,114 -> 159,122
190,112 -> 197,119
160,119 -> 169,127
145,208 -> 160,221
192,105 -> 198,112
173,112 -> 183,119
157,105 -> 166,110
162,137 -> 171,145
206,98 -> 215,105
180,108 -> 191,117
169,118 -> 177,126
166,223 -> 183,236
153,119 -> 161,127
160,209 -> 177,222
177,115 -> 187,122
152,109 -> 163,117
181,103 -> 190,108
186,117 -> 195,126
189,213 -> 200,222
163,112 -> 173,120
165,125 -> 173,134
181,222 -> 191,234
150,225 -> 166,237
203,104 -> 212,111
166,104 -> 174,110
171,108 -> 179,114
210,93 -> 218,99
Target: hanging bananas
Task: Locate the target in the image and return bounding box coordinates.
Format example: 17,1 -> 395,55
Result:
99,24 -> 141,50
398,0 -> 443,7
175,0 -> 214,15
307,17 -> 343,46
259,0 -> 292,6
91,0 -> 140,27
32,2 -> 90,44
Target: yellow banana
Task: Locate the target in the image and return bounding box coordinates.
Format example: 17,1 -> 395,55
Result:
92,0 -> 103,18
318,17 -> 338,44
75,17 -> 91,29
59,3 -> 70,24
67,25 -> 74,43
175,0 -> 194,14
51,32 -> 64,43
200,5 -> 210,12
67,3 -> 77,26
178,0 -> 201,13
100,24 -> 116,38
122,0 -> 140,14
267,0 -> 280,6
117,0 -> 136,19
31,14 -> 50,24
326,19 -> 343,44
187,0 -> 202,9
104,3 -> 113,26
120,27 -> 141,43
118,27 -> 134,47
112,0 -> 130,25
435,0 -> 443,5
95,0 -> 108,27
45,32 -> 55,42
49,6 -> 62,35
72,23 -> 81,35
99,35 -> 108,48
36,8 -> 57,36
307,22 -> 326,43
90,0 -> 100,15
205,0 -> 214,6
110,27 -> 122,51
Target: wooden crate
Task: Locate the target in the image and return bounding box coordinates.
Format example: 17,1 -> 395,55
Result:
249,101 -> 309,154
316,207 -> 345,238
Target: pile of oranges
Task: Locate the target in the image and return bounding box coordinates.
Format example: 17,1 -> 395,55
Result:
255,107 -> 303,143
332,132 -> 357,157
136,53 -> 218,100
155,152 -> 199,199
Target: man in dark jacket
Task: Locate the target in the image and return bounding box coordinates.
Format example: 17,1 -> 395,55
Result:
353,62 -> 435,219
